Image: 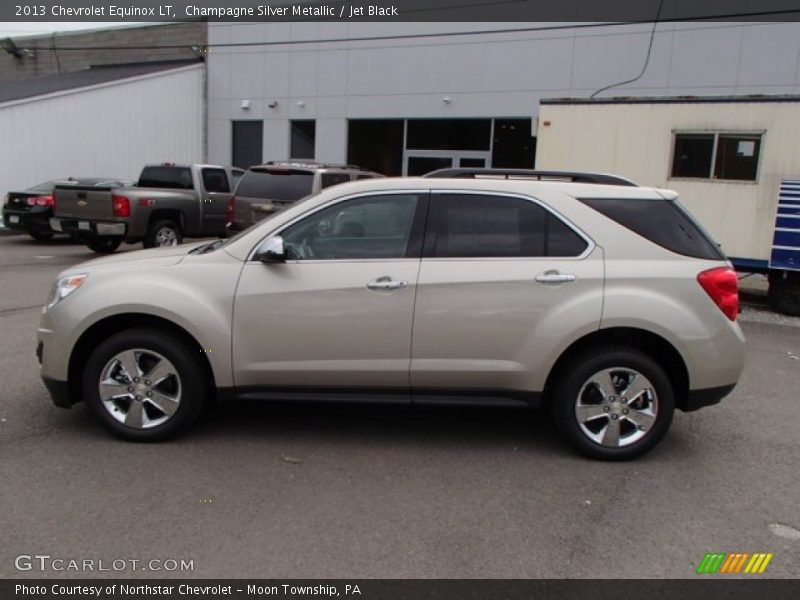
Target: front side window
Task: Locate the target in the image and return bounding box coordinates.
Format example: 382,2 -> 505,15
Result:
282,194 -> 420,260
671,132 -> 761,181
427,194 -> 587,258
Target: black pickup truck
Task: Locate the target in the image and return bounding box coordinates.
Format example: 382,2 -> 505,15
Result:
51,163 -> 244,253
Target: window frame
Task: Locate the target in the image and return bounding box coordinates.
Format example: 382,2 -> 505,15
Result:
249,190 -> 430,262
669,130 -> 765,183
422,190 -> 595,261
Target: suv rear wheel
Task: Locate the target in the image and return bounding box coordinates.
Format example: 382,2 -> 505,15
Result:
144,220 -> 182,248
552,346 -> 675,460
82,329 -> 208,441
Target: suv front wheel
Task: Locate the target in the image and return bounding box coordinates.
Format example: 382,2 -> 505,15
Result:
552,346 -> 675,460
82,329 -> 208,441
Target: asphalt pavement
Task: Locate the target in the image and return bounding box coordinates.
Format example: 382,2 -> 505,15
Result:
0,232 -> 798,579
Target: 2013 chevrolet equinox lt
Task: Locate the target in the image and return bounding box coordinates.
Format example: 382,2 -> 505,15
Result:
37,174 -> 745,460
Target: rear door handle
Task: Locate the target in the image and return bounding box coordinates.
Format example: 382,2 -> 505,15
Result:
535,270 -> 577,284
367,276 -> 408,291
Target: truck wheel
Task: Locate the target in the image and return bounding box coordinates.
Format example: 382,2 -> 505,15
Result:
769,279 -> 800,316
551,345 -> 675,461
144,220 -> 182,248
86,237 -> 122,254
82,328 -> 208,441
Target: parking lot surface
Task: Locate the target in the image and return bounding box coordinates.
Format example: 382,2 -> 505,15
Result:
0,233 -> 798,578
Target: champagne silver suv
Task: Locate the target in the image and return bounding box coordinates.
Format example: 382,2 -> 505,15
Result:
37,170 -> 745,460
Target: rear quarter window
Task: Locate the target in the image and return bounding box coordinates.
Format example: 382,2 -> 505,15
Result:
578,197 -> 725,260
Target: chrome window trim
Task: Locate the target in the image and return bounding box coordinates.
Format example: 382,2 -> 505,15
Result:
426,189 -> 597,261
246,189 -> 430,262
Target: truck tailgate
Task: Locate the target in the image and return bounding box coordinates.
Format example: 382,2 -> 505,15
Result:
54,186 -> 115,220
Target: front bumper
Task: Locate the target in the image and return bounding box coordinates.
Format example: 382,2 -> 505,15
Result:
4,208 -> 53,234
42,376 -> 74,408
50,217 -> 126,237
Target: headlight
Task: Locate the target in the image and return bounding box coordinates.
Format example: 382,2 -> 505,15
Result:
45,274 -> 88,309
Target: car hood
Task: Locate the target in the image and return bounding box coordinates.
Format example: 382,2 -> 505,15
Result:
72,241 -> 209,271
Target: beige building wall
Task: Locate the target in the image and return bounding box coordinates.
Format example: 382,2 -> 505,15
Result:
536,100 -> 800,261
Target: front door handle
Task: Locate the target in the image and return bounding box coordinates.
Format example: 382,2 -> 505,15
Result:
367,276 -> 408,291
535,270 -> 577,284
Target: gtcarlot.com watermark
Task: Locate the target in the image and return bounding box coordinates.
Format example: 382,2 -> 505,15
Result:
14,554 -> 194,573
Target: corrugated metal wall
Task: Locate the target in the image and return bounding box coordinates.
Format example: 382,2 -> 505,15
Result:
0,65 -> 203,197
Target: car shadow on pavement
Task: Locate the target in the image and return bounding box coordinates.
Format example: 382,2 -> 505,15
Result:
191,400 -> 563,452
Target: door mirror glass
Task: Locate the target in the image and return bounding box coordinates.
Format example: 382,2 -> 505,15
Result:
255,236 -> 286,263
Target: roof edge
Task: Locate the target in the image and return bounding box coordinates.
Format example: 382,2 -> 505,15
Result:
0,62 -> 203,110
541,95 -> 800,106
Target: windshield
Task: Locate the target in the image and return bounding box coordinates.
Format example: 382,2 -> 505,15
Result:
235,169 -> 313,201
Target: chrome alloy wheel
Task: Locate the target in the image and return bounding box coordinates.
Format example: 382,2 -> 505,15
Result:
574,367 -> 658,448
154,227 -> 178,247
98,349 -> 182,429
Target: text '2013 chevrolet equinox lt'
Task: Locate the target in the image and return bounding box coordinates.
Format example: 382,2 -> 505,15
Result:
38,171 -> 745,460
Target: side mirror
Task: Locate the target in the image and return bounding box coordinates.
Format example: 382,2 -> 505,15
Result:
255,236 -> 286,263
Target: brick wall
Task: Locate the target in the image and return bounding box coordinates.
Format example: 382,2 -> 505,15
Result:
0,22 -> 207,83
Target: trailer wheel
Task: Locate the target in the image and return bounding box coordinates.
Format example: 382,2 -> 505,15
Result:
769,279 -> 800,316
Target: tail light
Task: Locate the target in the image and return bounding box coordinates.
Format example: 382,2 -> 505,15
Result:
112,195 -> 131,218
227,196 -> 236,225
26,195 -> 54,207
697,267 -> 739,321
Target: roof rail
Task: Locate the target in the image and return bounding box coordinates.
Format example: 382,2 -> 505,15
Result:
264,160 -> 369,171
422,168 -> 638,187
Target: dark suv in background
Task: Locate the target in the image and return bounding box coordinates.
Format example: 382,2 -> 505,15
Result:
227,161 -> 382,232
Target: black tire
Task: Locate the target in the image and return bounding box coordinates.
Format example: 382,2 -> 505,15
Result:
144,220 -> 182,249
551,345 -> 675,461
769,279 -> 800,317
86,237 -> 122,254
28,231 -> 55,241
82,328 -> 209,442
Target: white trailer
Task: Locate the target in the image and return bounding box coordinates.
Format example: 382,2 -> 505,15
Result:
535,96 -> 800,315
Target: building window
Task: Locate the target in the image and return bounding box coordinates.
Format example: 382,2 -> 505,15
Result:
671,132 -> 762,181
290,120 -> 316,159
232,120 -> 263,169
493,119 -> 535,169
347,120 -> 404,176
406,119 -> 491,151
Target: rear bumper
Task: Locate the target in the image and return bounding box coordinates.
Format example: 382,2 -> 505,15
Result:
682,383 -> 737,412
3,209 -> 53,234
50,217 -> 126,237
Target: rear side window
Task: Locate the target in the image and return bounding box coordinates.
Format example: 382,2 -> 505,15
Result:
202,168 -> 230,193
138,167 -> 194,190
579,197 -> 725,260
428,194 -> 588,258
235,169 -> 313,201
320,173 -> 350,189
